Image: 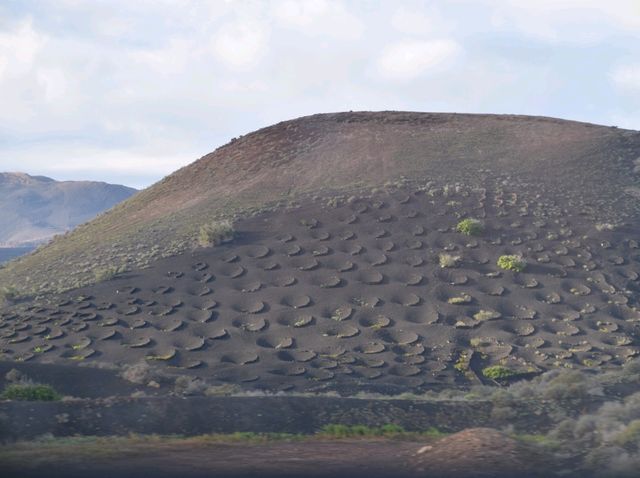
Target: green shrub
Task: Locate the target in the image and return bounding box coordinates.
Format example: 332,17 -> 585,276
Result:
319,424 -> 407,438
447,293 -> 472,305
456,218 -> 484,236
473,310 -> 501,321
198,220 -> 234,247
497,255 -> 526,272
93,265 -> 127,282
482,366 -> 517,380
0,384 -> 61,401
0,286 -> 18,303
613,419 -> 640,451
439,253 -> 461,268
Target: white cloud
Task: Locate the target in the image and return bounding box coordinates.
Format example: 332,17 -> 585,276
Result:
484,0 -> 640,42
0,19 -> 43,80
130,38 -> 196,74
272,0 -> 363,39
36,67 -> 68,103
391,7 -> 434,35
376,39 -> 460,81
272,0 -> 328,27
611,65 -> 640,92
211,20 -> 270,70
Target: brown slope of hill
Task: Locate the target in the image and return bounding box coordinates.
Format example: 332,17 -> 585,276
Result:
1,111 -> 639,297
0,172 -> 137,246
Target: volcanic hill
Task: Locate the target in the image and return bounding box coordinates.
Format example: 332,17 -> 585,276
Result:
1,112 -> 639,297
1,111 -> 640,394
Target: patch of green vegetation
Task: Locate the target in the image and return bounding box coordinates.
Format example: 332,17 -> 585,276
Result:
0,285 -> 18,303
613,419 -> 640,451
93,264 -> 127,282
456,218 -> 484,236
514,433 -> 560,450
447,293 -> 472,305
454,351 -> 471,373
439,253 -> 461,268
497,255 -> 526,272
0,384 -> 61,401
198,220 -> 234,247
317,424 -> 444,439
473,310 -> 500,321
145,352 -> 174,361
482,365 -> 517,380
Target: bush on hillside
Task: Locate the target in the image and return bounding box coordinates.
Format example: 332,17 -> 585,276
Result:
456,218 -> 484,236
0,286 -> 18,304
198,220 -> 234,247
439,253 -> 461,268
482,366 -> 517,380
0,384 -> 61,401
497,255 -> 526,272
93,265 -> 127,282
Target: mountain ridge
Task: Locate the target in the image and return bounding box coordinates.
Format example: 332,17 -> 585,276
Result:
0,172 -> 137,248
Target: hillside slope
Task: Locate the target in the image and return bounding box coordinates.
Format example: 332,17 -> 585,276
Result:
1,112 -> 639,296
0,173 -> 137,247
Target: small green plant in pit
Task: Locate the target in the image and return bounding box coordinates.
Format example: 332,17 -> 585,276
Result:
0,384 -> 61,401
454,351 -> 471,373
439,253 -> 461,268
145,351 -> 174,361
473,310 -> 501,321
482,365 -> 517,380
497,255 -> 526,272
447,293 -> 471,305
198,220 -> 234,247
456,218 -> 484,236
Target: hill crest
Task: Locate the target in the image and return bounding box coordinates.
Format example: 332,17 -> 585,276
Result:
1,111 -> 639,296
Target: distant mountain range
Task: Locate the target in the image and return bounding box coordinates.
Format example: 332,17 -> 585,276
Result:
0,172 -> 137,247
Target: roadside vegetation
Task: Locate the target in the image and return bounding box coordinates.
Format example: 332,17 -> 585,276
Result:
0,384 -> 61,401
0,424 -> 449,465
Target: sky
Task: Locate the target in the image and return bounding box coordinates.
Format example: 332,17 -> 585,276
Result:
0,0 -> 639,189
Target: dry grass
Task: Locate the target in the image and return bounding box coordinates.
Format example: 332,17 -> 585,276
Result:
439,253 -> 461,268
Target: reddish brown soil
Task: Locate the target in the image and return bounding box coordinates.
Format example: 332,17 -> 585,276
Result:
413,428 -> 547,477
1,435 -> 553,478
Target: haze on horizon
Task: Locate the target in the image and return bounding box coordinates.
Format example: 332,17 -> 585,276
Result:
0,0 -> 639,189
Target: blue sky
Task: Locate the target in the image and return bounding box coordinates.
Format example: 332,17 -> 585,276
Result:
0,0 -> 639,188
